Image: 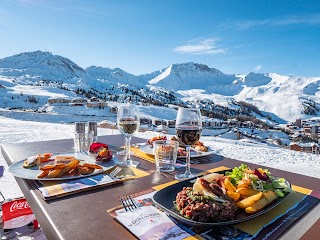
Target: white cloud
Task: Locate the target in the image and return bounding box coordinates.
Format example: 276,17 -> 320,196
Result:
255,65 -> 262,71
235,14 -> 320,30
173,38 -> 227,55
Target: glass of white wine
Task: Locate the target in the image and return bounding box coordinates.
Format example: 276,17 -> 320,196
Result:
117,105 -> 140,167
116,138 -> 134,156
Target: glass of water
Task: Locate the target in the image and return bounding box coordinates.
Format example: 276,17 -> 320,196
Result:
153,140 -> 179,172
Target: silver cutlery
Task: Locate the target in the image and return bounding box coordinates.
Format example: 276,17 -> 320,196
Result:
109,166 -> 122,179
120,195 -> 140,211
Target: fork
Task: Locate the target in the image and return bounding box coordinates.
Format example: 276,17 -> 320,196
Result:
120,195 -> 140,211
109,166 -> 122,179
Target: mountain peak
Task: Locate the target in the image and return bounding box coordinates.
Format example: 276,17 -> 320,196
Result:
15,50 -> 53,57
147,62 -> 234,93
86,65 -> 142,86
170,62 -> 224,75
238,72 -> 272,87
0,50 -> 84,73
0,50 -> 85,83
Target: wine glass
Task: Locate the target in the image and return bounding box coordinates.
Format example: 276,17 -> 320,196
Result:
116,138 -> 134,156
175,107 -> 202,180
117,105 -> 140,167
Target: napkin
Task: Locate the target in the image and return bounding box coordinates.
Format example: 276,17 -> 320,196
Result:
36,165 -> 151,199
115,206 -> 191,240
38,174 -> 118,198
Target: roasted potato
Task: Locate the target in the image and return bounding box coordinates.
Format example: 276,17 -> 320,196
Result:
58,160 -> 80,177
245,197 -> 269,213
37,170 -> 50,178
82,163 -> 103,170
47,169 -> 63,178
236,192 -> 263,209
53,163 -> 67,169
263,190 -> 278,204
224,178 -> 237,192
69,168 -> 80,177
226,191 -> 240,201
237,182 -> 251,189
77,166 -> 95,175
37,158 -> 104,178
36,156 -> 104,178
236,188 -> 260,197
40,165 -> 55,170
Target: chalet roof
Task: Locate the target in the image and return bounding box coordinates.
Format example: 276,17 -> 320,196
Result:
48,96 -> 72,100
203,118 -> 223,123
227,119 -> 238,122
73,97 -> 86,100
290,142 -> 319,147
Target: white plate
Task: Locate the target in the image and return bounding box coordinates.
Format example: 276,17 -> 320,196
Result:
8,152 -> 117,181
139,144 -> 214,159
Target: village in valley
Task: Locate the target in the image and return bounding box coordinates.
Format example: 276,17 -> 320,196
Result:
44,96 -> 320,155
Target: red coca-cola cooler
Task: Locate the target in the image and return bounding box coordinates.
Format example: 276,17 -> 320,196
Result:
1,197 -> 38,230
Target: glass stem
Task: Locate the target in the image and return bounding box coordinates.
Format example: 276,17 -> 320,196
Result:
185,145 -> 191,174
126,136 -> 131,161
124,137 -> 128,152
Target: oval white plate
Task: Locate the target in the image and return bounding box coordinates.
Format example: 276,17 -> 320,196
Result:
9,152 -> 117,181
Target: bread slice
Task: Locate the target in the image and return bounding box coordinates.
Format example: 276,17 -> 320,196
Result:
54,156 -> 77,165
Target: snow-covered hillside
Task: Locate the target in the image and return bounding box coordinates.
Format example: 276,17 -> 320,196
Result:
0,51 -> 320,122
0,51 -> 86,83
234,73 -> 320,121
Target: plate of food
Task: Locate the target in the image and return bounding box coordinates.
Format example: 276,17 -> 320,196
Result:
152,164 -> 293,227
140,136 -> 214,158
8,152 -> 115,181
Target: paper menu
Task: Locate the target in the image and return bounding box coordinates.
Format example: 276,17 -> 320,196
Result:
115,206 -> 190,240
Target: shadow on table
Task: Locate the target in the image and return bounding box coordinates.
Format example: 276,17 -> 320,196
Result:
209,154 -> 224,162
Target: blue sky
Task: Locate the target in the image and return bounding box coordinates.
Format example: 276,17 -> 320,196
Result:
1,0 -> 320,76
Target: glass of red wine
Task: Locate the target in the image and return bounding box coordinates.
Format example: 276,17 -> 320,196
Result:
117,105 -> 140,167
175,107 -> 202,180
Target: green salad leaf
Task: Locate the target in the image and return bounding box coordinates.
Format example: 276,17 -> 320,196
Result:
226,164 -> 293,194
225,164 -> 248,185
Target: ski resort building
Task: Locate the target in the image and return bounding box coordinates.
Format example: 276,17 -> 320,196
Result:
289,142 -> 320,154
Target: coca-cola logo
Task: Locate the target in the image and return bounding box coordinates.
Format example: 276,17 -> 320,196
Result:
9,201 -> 30,212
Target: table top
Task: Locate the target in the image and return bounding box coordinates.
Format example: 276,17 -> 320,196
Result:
1,135 -> 320,240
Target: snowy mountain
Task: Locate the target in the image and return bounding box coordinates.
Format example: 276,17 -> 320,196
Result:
147,63 -> 242,96
234,73 -> 320,121
86,66 -> 144,86
0,51 -> 85,80
0,51 -> 320,122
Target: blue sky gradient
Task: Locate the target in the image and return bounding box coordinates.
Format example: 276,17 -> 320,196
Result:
1,0 -> 320,76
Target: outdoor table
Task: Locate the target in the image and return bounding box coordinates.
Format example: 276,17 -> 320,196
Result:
1,135 -> 320,240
